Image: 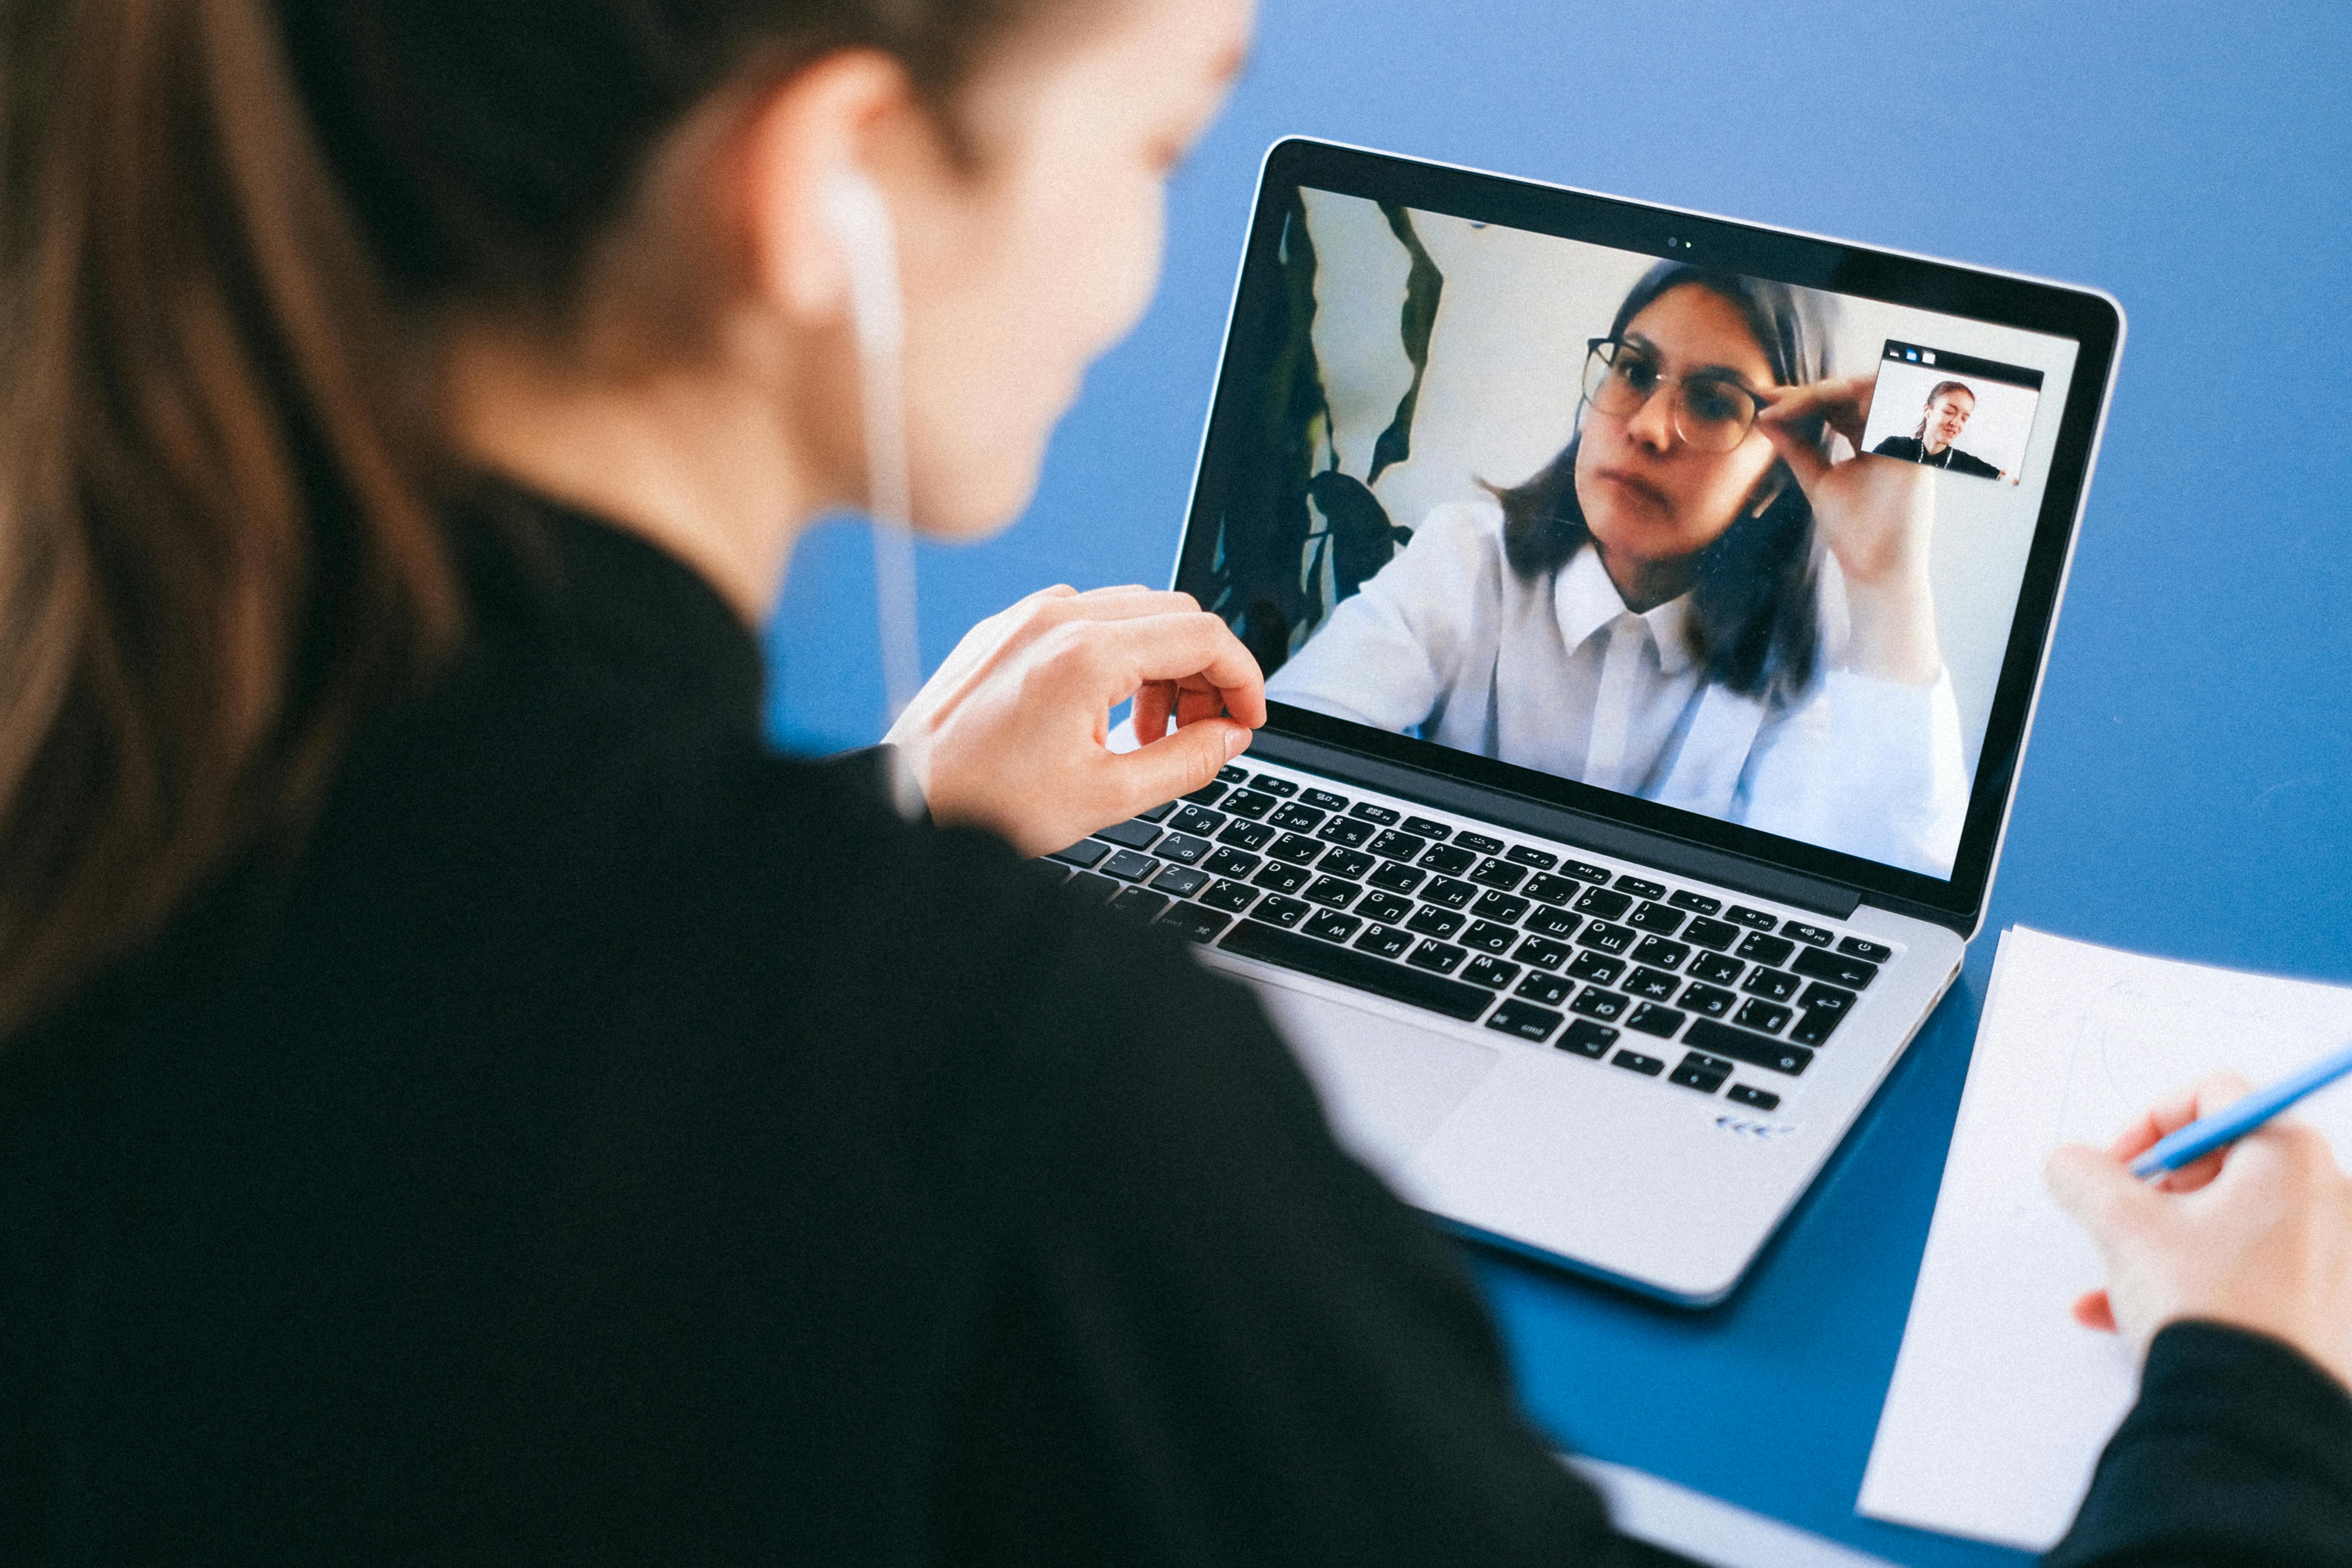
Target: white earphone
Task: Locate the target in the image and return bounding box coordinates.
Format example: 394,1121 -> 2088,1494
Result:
823,168 -> 925,815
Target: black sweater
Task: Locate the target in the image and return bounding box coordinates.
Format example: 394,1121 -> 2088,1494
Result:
2,495 -> 2344,1564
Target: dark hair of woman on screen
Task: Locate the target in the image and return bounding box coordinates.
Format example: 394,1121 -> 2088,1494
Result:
3,2 -> 2350,1564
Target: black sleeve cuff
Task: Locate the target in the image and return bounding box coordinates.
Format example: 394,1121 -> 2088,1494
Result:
2043,1320 -> 2352,1566
818,743 -> 929,825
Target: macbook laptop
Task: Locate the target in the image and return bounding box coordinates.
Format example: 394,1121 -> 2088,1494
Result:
1043,138 -> 2122,1305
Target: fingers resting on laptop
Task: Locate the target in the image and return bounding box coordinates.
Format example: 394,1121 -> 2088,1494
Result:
2046,1070 -> 2352,1392
884,584 -> 1266,858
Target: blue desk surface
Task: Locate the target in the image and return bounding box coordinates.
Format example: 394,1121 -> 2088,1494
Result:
766,4 -> 2352,1562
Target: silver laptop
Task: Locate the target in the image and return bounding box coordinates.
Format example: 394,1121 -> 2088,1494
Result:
1044,139 -> 2122,1305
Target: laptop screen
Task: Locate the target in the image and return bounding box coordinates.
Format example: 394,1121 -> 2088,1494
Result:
1178,142 -> 2119,922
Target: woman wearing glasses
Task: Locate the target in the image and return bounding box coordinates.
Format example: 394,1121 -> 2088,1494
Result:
1266,262 -> 1969,878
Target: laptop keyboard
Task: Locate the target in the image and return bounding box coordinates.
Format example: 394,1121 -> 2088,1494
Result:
1040,764 -> 1902,1113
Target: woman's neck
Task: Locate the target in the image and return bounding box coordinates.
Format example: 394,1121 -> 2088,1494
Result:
1594,542 -> 1693,615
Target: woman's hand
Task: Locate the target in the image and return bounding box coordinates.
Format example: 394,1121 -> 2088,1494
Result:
883,584 -> 1266,858
1757,376 -> 1943,686
2046,1072 -> 2352,1392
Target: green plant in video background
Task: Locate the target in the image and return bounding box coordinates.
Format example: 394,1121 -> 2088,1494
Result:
1208,191 -> 1442,676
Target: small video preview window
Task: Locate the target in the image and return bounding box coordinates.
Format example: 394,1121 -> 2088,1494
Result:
1859,341 -> 2043,486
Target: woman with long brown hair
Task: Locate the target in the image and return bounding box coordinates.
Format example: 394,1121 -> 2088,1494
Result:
2,2 -> 2347,1562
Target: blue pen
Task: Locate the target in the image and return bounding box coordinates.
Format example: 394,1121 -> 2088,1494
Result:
2128,1039 -> 2352,1179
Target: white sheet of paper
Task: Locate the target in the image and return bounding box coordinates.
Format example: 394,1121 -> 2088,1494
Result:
1857,926 -> 2352,1551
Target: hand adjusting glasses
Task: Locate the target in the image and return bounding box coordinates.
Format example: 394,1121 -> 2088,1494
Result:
1580,337 -> 1772,453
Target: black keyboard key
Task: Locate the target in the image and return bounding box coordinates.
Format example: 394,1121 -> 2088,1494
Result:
1798,981 -> 1859,1017
1157,905 -> 1230,944
1305,910 -> 1362,944
1155,833 -> 1212,867
1030,862 -> 1072,885
1065,871 -> 1119,905
1358,891 -> 1413,924
1562,859 -> 1612,884
1516,972 -> 1575,1007
1577,920 -> 1636,956
1468,858 -> 1527,892
1110,888 -> 1170,922
1367,861 -> 1427,896
1423,877 -> 1476,910
1670,1051 -> 1734,1093
1683,917 -> 1739,951
1349,802 -> 1402,826
1368,830 -> 1428,862
1102,850 -> 1159,882
1627,902 -> 1686,936
1406,906 -> 1464,939
1354,924 -> 1413,960
1401,815 -> 1452,841
1419,844 -> 1476,876
1570,988 -> 1629,1022
1252,863 -> 1310,894
1198,879 -> 1256,914
1170,805 -> 1227,837
1096,818 -> 1164,850
1268,833 -> 1322,865
1303,876 -> 1360,909
1149,865 -> 1211,898
1269,802 -> 1325,833
1455,831 -> 1505,856
1668,890 -> 1723,915
1184,780 -> 1230,807
1523,873 -> 1581,906
1462,955 -> 1521,989
1689,952 -> 1744,985
1685,1018 -> 1813,1077
1677,983 -> 1736,1018
1217,764 -> 1250,783
1612,1050 -> 1665,1077
1743,967 -> 1799,1002
1792,947 -> 1881,989
1048,839 -> 1113,869
1568,951 -> 1625,985
1472,891 -> 1529,922
1303,789 -> 1351,812
1407,939 -> 1469,976
1627,1002 -> 1687,1039
1317,847 -> 1376,880
1614,876 -> 1667,900
1315,816 -> 1375,848
1205,847 -> 1260,879
1838,936 -> 1893,964
1727,1084 -> 1782,1111
1507,845 -> 1559,870
1790,1009 -> 1846,1047
1735,999 -> 1793,1034
1217,819 -> 1275,851
1462,920 -> 1518,954
1247,894 -> 1310,929
1625,967 -> 1681,1001
1726,904 -> 1778,930
1250,775 -> 1299,797
1782,920 -> 1834,947
1557,1019 -> 1618,1058
1631,936 -> 1690,970
1513,936 -> 1573,971
1574,887 -> 1633,919
1218,921 -> 1492,1023
1735,932 -> 1796,967
1487,999 -> 1564,1041
1222,789 -> 1279,819
1523,906 -> 1582,939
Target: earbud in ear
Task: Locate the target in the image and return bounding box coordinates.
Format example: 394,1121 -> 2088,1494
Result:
821,168 -> 903,357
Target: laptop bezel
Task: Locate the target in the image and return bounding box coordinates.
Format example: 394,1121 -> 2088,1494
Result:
1172,138 -> 2124,936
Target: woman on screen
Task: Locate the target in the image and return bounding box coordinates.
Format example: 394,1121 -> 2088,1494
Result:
1266,262 -> 1969,879
1872,378 -> 2008,479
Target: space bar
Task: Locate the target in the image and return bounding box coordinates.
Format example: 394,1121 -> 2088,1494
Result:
1219,921 -> 1493,1022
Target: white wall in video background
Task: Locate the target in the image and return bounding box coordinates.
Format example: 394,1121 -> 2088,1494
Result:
1298,189 -> 2079,781
1859,358 -> 2041,484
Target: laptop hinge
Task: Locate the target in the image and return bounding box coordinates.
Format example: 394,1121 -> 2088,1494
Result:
1246,730 -> 1864,921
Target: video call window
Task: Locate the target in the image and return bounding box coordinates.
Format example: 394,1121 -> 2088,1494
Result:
1859,341 -> 2044,487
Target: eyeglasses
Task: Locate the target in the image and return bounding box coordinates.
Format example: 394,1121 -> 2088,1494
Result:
1580,337 -> 1772,453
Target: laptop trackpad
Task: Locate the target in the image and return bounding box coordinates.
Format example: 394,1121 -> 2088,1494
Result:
1252,979 -> 1498,1178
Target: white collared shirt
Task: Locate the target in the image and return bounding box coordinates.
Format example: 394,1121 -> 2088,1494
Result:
1266,500 -> 1969,877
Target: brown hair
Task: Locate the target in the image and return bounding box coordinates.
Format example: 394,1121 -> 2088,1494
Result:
0,0 -> 1083,1041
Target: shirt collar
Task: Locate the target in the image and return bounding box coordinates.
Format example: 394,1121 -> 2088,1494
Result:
1554,542 -> 1697,677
